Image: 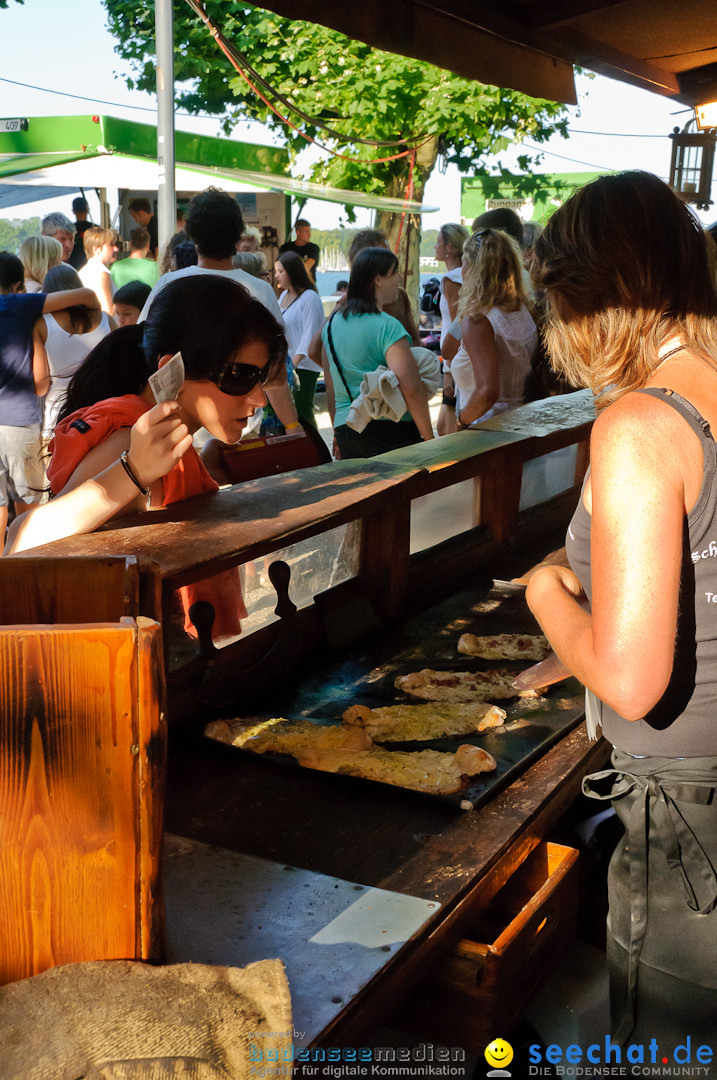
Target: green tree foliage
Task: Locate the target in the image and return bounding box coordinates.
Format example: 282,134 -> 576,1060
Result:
102,0 -> 569,302
0,217 -> 42,254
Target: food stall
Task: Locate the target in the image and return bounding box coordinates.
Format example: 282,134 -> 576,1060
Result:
0,391 -> 609,1057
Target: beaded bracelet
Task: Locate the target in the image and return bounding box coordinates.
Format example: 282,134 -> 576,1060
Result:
119,450 -> 150,497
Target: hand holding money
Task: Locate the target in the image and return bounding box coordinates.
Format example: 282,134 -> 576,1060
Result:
148,351 -> 185,403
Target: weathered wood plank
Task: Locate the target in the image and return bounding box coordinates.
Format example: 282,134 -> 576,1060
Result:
11,462 -> 424,588
0,557 -> 140,625
0,620 -> 165,983
136,617 -> 167,960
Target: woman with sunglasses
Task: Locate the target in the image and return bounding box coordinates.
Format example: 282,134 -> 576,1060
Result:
275,251 -> 325,428
321,247 -> 434,458
451,228 -> 537,429
5,276 -> 286,556
522,172 -> 717,1052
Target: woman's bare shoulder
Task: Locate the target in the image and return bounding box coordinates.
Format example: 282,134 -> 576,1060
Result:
592,389 -> 698,486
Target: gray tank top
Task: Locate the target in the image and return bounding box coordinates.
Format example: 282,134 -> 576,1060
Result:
566,387 -> 717,757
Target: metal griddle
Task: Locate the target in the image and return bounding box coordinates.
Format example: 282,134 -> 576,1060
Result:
207,581 -> 585,810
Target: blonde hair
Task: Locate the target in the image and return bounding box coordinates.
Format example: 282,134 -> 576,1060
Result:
534,171 -> 717,408
239,225 -> 263,248
459,228 -> 528,321
19,235 -> 63,284
439,222 -> 470,259
83,226 -> 117,259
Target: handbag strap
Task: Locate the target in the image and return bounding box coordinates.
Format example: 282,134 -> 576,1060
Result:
325,312 -> 354,400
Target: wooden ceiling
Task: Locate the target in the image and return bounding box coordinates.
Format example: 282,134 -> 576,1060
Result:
256,0 -> 717,106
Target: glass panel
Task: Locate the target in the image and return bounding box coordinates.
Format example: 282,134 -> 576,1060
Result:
519,444 -> 578,510
167,522 -> 359,670
410,479 -> 477,553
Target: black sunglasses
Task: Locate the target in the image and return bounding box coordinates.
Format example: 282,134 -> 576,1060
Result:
215,360 -> 272,397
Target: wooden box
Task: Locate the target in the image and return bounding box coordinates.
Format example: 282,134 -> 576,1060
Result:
399,841 -> 579,1051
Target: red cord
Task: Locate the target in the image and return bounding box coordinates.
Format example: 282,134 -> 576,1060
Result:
206,19 -> 427,166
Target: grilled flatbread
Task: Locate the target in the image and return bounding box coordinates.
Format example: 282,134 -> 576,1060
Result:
457,632 -> 550,660
205,717 -> 374,755
342,702 -> 505,742
205,718 -> 497,795
296,743 -> 496,795
395,668 -> 545,702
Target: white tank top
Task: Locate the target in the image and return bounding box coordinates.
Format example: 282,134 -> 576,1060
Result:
42,312 -> 112,435
451,304 -> 537,421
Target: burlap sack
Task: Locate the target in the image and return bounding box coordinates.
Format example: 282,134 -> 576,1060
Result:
0,959 -> 292,1079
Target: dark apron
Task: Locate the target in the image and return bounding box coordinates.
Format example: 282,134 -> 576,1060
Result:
583,749 -> 717,1049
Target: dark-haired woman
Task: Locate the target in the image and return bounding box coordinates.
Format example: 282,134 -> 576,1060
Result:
35,263 -> 115,439
275,251 -> 325,427
7,277 -> 287,640
321,247 -> 434,458
522,171 -> 717,1051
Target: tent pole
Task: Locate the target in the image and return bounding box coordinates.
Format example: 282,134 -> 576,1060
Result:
155,0 -> 176,260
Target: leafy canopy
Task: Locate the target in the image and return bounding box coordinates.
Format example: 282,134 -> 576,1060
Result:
102,0 -> 569,197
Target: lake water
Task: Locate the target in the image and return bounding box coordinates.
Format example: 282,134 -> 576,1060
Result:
316,269 -> 441,300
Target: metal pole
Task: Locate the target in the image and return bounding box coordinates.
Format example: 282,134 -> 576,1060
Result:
155,0 -> 176,260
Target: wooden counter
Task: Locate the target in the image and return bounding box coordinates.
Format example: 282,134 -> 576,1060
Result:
0,391 -> 602,1052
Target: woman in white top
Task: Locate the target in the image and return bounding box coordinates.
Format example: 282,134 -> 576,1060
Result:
19,235 -> 63,294
452,228 -> 537,428
37,263 -> 115,438
275,252 -> 326,427
434,223 -> 470,435
79,226 -> 119,316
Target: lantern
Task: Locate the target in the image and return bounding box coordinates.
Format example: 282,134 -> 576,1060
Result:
669,124 -> 715,210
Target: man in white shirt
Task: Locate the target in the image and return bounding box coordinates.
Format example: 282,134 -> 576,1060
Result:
140,188 -> 298,430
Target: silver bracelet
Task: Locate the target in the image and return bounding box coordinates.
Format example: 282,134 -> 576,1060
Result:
119,450 -> 150,496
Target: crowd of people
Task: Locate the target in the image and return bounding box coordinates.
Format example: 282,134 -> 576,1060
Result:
2,171 -> 717,1052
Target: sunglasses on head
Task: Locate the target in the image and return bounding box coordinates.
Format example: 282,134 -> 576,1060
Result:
215,359 -> 272,396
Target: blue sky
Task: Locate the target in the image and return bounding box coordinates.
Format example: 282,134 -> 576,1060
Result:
0,0 -> 711,228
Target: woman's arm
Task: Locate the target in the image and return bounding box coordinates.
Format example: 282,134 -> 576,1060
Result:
32,320 -> 50,397
5,402 -> 192,554
526,397 -> 685,719
294,291 -> 326,366
442,277 -> 461,323
321,345 -> 336,423
42,288 -> 100,313
385,339 -> 434,441
457,315 -> 500,426
307,326 -> 325,370
97,271 -> 115,317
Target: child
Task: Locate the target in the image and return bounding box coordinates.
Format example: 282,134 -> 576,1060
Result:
113,280 -> 152,327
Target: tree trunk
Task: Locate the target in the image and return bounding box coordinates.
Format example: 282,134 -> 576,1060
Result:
375,136 -> 438,319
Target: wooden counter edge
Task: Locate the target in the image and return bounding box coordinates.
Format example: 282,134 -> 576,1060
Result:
311,723 -> 610,1048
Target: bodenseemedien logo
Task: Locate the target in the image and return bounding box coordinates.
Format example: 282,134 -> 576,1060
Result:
485,1038 -> 514,1077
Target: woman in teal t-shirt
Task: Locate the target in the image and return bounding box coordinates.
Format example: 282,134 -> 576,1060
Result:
321,248 -> 434,458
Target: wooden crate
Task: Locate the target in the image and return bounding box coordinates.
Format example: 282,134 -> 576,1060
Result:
398,841 -> 579,1051
0,617 -> 166,984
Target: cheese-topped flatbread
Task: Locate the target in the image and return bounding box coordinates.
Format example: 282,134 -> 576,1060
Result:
295,742 -> 496,795
457,632 -> 551,660
205,718 -> 497,795
342,702 -> 505,742
395,669 -> 546,702
205,717 -> 374,755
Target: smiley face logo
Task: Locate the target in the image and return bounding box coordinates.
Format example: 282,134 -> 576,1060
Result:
485,1038 -> 514,1069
